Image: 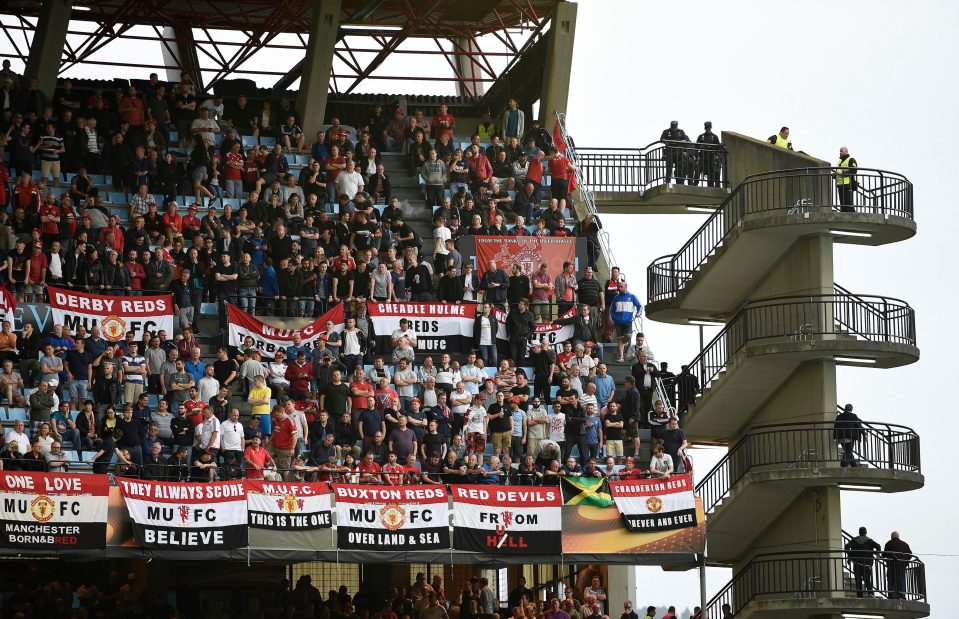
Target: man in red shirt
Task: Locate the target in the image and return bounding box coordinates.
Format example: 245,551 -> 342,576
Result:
13,171 -> 40,213
350,368 -> 375,411
24,245 -> 48,302
98,214 -> 125,254
382,451 -> 404,486
357,451 -> 382,484
38,195 -> 60,245
284,351 -> 315,400
181,387 -> 205,426
224,141 -> 245,199
270,404 -> 298,480
118,87 -> 145,145
431,104 -> 456,141
243,434 -> 276,479
467,144 -> 493,191
402,453 -> 420,485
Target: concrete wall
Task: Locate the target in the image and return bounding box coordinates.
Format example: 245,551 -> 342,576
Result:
721,131 -> 828,188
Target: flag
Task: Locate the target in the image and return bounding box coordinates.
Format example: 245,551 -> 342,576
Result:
561,476 -> 613,507
0,285 -> 15,325
552,120 -> 577,193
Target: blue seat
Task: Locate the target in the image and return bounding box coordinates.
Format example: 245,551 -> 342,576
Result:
200,303 -> 218,317
90,174 -> 106,185
7,407 -> 27,422
242,135 -> 258,148
260,136 -> 276,148
169,130 -> 179,142
294,154 -> 311,165
69,410 -> 79,424
147,394 -> 159,408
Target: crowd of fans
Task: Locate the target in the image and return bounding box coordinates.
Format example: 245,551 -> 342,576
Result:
0,566 -> 708,619
0,68 -> 696,483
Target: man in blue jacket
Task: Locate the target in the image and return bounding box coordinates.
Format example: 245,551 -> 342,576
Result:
610,282 -> 643,362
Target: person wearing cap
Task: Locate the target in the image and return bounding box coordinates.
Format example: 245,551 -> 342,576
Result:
696,121 -> 723,187
660,120 -> 691,184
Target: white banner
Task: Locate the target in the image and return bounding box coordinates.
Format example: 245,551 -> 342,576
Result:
451,485 -> 562,554
227,304 -> 344,359
48,286 -> 173,340
610,474 -> 697,533
332,484 -> 450,550
246,481 -> 332,530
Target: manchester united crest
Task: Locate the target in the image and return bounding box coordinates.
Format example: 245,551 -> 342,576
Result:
100,315 -> 127,342
379,503 -> 406,530
277,494 -> 305,513
30,495 -> 56,523
645,496 -> 663,513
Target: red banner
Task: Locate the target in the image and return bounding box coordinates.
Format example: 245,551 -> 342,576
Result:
474,236 -> 576,281
227,303 -> 345,358
0,284 -> 15,325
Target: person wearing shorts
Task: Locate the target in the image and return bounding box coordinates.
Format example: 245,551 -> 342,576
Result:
465,402 -> 488,454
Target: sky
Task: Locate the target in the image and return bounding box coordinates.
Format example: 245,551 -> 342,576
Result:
2,0 -> 958,614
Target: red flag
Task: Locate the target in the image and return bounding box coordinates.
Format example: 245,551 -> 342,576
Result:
0,284 -> 17,325
552,120 -> 577,192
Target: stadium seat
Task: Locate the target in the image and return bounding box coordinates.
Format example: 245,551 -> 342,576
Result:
242,135 -> 258,148
260,136 -> 276,148
200,303 -> 218,317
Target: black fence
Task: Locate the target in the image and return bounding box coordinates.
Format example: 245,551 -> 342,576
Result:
696,421 -> 921,514
647,167 -> 914,303
575,141 -> 729,193
706,550 -> 927,616
677,291 -> 916,413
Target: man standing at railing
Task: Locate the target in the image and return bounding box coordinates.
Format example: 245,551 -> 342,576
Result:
882,531 -> 914,599
834,403 -> 863,467
696,122 -> 723,187
845,526 -> 882,598
835,146 -> 859,212
660,121 -> 690,184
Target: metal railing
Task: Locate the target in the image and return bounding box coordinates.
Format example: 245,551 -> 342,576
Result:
696,421 -> 921,514
574,141 -> 729,192
647,167 -> 914,303
677,292 -> 916,413
705,550 -> 927,616
554,112 -> 645,337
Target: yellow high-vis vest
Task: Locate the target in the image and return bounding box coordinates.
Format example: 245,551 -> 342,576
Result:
835,156 -> 857,185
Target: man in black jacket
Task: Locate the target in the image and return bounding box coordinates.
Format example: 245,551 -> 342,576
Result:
436,265 -> 464,302
555,303 -> 598,347
845,526 -> 881,598
505,299 -> 535,366
834,403 -> 864,467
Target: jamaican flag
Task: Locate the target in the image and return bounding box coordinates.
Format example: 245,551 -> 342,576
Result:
561,476 -> 613,507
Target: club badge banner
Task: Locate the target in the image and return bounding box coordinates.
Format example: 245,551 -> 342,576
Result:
118,479 -> 247,549
245,481 -> 332,531
611,474 -> 698,533
451,485 -> 562,554
0,472 -> 108,550
332,484 -> 449,551
368,302 -> 476,354
227,303 -> 345,359
474,236 -> 576,280
47,286 -> 173,340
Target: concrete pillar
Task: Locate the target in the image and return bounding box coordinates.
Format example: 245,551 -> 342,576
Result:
454,38 -> 486,99
605,566 -> 636,617
23,0 -> 72,99
160,26 -> 204,92
298,0 -> 342,140
538,1 -> 577,124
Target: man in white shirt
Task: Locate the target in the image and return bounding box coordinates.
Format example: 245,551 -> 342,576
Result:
578,382 -> 599,417
194,407 -> 221,454
335,160 -> 364,199
525,398 -> 549,458
391,319 -> 418,348
197,364 -> 220,403
219,407 -> 245,466
5,419 -> 30,453
567,343 -> 596,380
392,358 -> 418,412
459,352 -> 483,396
191,107 -> 219,146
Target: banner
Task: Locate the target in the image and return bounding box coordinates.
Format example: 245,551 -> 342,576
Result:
245,481 -> 332,531
47,286 -> 173,340
492,305 -> 576,354
611,474 -> 697,533
227,303 -> 344,358
561,477 -> 613,507
118,479 -> 247,549
451,485 -> 562,554
0,472 -> 108,550
368,302 -> 476,354
332,484 -> 449,551
474,236 -> 576,279
0,285 -> 15,325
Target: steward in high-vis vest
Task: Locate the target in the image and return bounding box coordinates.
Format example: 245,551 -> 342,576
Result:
835,146 -> 859,212
768,126 -> 793,150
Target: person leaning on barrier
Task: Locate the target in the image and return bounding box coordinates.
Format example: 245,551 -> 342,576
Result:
835,146 -> 859,212
768,126 -> 793,150
845,526 -> 881,598
660,120 -> 690,184
696,121 -> 723,187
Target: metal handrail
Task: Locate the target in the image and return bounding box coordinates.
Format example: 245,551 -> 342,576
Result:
676,292 -> 916,414
695,420 -> 921,514
705,549 -> 927,616
574,140 -> 729,192
647,166 -> 914,303
555,112 -> 644,337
